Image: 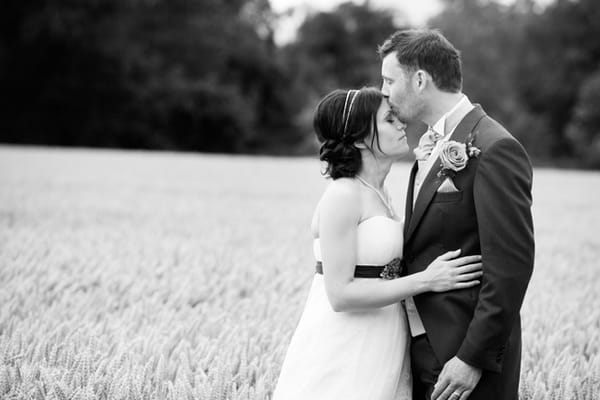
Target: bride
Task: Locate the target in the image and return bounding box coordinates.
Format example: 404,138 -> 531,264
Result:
272,87 -> 483,399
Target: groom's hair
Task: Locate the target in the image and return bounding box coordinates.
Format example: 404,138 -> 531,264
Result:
378,29 -> 462,93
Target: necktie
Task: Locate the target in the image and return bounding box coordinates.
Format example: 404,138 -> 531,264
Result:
414,126 -> 443,161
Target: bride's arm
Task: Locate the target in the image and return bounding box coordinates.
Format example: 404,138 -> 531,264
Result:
320,180 -> 481,313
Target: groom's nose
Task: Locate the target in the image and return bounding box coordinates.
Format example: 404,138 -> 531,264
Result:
381,82 -> 389,97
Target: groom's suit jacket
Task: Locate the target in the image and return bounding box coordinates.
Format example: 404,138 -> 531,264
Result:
403,105 -> 534,395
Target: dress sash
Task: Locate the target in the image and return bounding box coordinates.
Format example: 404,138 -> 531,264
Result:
315,261 -> 385,278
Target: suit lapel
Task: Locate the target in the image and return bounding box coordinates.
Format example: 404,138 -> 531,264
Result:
404,161 -> 418,239
404,105 -> 487,242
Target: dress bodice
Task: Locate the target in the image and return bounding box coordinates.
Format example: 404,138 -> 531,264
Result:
313,216 -> 404,266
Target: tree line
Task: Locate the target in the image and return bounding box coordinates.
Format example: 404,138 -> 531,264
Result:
1,0 -> 599,167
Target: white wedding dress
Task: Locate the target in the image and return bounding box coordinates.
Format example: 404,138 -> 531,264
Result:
273,216 -> 412,400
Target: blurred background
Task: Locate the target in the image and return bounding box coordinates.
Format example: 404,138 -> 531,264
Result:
1,0 -> 599,168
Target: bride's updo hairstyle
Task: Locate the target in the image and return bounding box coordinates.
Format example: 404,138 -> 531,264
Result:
314,87 -> 383,179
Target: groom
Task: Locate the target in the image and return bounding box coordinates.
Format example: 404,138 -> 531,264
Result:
379,30 -> 534,400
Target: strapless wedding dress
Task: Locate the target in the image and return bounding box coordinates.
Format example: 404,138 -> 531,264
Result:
273,216 -> 411,400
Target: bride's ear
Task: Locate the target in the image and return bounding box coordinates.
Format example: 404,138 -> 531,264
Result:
354,141 -> 368,149
354,120 -> 377,149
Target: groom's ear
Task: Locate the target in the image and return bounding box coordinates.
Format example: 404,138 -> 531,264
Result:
414,70 -> 429,93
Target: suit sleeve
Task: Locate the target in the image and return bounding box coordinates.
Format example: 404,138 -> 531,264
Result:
456,137 -> 535,372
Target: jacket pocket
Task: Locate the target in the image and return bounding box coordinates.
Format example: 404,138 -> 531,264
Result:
432,190 -> 463,203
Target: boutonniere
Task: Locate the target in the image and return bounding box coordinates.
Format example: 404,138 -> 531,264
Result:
437,139 -> 481,179
380,257 -> 404,280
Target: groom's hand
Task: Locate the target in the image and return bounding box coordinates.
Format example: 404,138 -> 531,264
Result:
431,357 -> 482,400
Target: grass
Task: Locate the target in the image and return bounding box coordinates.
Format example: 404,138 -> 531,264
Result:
0,145 -> 599,399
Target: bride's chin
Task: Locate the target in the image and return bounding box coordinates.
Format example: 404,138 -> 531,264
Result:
390,147 -> 410,160
397,141 -> 410,155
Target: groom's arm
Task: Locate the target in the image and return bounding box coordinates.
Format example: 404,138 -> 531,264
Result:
456,136 -> 535,372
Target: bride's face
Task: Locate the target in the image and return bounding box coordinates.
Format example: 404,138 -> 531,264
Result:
367,99 -> 409,158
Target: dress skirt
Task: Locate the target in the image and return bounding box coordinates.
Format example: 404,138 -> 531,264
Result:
272,274 -> 412,400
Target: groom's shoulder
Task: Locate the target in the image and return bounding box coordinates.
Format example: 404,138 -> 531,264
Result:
472,114 -> 532,170
474,114 -> 523,153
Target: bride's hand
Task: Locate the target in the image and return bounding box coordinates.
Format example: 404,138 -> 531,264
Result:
421,249 -> 482,292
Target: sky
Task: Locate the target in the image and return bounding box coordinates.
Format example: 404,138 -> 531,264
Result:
269,0 -> 553,44
270,0 -> 444,43
271,0 -> 444,26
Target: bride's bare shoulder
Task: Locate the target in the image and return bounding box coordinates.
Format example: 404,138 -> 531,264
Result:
311,179 -> 356,233
318,178 -> 360,219
322,177 -> 359,200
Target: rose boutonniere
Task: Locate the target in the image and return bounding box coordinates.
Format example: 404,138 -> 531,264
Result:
437,139 -> 481,179
380,257 -> 404,280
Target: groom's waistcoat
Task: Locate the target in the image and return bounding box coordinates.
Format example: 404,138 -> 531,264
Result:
402,105 -> 535,373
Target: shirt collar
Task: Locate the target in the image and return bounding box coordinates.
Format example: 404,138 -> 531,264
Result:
431,94 -> 472,137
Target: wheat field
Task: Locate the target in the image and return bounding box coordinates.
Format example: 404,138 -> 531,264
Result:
0,145 -> 599,400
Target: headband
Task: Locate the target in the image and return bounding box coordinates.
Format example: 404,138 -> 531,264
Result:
342,89 -> 360,136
